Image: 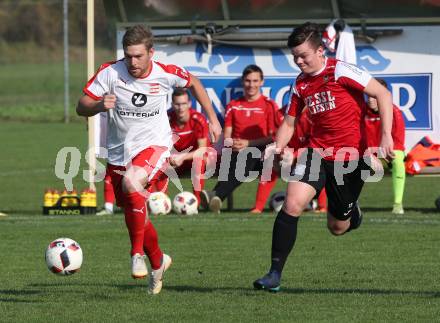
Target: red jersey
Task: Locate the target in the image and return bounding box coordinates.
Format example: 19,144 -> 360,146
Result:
169,109 -> 210,152
287,57 -> 372,160
364,105 -> 405,151
224,95 -> 277,141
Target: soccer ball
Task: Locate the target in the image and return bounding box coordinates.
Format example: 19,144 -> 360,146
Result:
45,238 -> 83,275
173,191 -> 198,215
269,191 -> 286,212
148,191 -> 172,215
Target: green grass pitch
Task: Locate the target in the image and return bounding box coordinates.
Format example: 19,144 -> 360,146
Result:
0,122 -> 439,322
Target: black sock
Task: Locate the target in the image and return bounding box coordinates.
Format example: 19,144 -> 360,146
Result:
270,209 -> 299,274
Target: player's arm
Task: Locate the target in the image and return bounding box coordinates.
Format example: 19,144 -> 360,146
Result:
77,62 -> 114,117
264,114 -> 295,165
76,94 -> 116,117
392,107 -> 406,149
187,74 -> 222,142
274,84 -> 302,153
363,78 -> 394,159
224,126 -> 233,147
275,115 -> 296,152
175,138 -> 208,163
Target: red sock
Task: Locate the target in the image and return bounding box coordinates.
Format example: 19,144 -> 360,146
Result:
191,158 -> 206,205
143,220 -> 163,270
149,171 -> 168,193
318,188 -> 327,210
253,171 -> 278,211
104,173 -> 115,204
123,191 -> 147,256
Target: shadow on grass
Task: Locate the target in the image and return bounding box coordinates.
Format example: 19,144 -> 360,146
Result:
0,289 -> 43,303
280,287 -> 440,297
0,298 -> 42,303
0,289 -> 42,296
6,207 -> 439,215
27,283 -> 440,298
164,285 -> 440,298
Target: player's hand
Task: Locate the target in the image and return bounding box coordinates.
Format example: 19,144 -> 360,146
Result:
264,143 -> 283,160
379,133 -> 395,161
169,154 -> 184,167
224,137 -> 233,147
279,148 -> 295,166
208,119 -> 222,143
263,143 -> 276,160
369,154 -> 384,173
101,94 -> 116,111
232,138 -> 249,151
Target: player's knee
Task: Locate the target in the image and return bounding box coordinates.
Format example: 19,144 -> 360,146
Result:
121,176 -> 144,194
122,168 -> 149,194
327,222 -> 348,236
283,199 -> 304,216
121,178 -> 134,194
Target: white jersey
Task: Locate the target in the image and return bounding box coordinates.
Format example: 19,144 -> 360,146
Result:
84,59 -> 190,166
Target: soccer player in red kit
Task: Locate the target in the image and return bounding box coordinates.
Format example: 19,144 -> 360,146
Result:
200,64 -> 277,213
365,78 -> 406,214
254,22 -> 394,292
153,88 -> 213,205
96,170 -> 116,215
76,25 -> 221,294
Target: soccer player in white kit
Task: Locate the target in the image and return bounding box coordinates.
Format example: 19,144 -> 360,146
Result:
77,25 -> 221,295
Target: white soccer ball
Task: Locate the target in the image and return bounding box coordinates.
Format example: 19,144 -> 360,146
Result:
269,191 -> 286,212
148,191 -> 172,215
173,191 -> 198,215
45,238 -> 83,275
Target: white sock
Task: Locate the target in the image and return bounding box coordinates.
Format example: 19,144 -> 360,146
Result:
105,202 -> 114,213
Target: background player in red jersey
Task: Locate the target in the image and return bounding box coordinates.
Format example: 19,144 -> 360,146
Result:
252,104 -> 328,213
200,64 -> 277,213
365,78 -> 406,214
76,25 -> 221,295
153,88 -> 213,205
254,22 -> 394,292
96,170 -> 116,215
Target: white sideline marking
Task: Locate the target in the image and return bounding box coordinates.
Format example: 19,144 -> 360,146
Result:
0,168 -> 51,176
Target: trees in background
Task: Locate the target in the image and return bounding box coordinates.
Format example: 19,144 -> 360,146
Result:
0,0 -> 112,49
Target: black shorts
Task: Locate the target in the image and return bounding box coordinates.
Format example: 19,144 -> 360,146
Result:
290,148 -> 371,220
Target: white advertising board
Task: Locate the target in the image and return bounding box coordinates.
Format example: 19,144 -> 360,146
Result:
116,25 -> 440,152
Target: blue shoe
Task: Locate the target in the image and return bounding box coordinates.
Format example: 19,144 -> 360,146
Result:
253,270 -> 281,292
347,202 -> 362,232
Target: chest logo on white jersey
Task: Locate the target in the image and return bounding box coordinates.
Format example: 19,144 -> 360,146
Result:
132,93 -> 147,107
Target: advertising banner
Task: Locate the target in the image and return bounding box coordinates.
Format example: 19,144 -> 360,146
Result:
116,25 -> 440,152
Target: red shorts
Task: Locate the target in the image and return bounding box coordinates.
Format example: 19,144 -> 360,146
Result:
106,146 -> 169,208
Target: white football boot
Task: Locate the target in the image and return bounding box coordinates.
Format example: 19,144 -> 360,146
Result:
131,253 -> 148,279
148,254 -> 172,295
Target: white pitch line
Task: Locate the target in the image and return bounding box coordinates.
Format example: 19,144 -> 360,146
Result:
0,168 -> 52,176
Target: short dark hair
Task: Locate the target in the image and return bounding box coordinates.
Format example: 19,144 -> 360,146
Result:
287,22 -> 323,50
172,88 -> 189,100
242,64 -> 264,80
122,24 -> 154,50
376,78 -> 388,88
